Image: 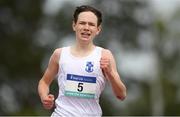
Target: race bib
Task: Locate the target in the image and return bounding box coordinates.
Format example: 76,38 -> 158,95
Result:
64,74 -> 96,99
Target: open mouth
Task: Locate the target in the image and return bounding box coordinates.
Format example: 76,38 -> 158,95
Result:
81,32 -> 91,38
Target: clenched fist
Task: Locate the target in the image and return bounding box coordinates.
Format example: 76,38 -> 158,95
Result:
100,50 -> 113,78
41,94 -> 54,110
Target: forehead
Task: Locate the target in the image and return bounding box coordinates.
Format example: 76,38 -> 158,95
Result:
77,11 -> 98,24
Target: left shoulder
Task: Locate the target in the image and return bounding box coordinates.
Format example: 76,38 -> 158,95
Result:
101,47 -> 113,57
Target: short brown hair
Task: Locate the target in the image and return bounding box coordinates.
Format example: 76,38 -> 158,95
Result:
73,5 -> 102,26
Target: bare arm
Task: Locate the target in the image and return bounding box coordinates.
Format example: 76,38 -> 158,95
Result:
100,49 -> 126,100
38,48 -> 61,109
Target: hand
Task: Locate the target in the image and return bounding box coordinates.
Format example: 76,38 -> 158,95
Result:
100,55 -> 112,78
41,94 -> 54,110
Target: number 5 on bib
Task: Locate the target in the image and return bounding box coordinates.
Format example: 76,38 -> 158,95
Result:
64,74 -> 97,99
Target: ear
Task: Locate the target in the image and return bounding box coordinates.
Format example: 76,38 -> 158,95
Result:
96,25 -> 102,35
72,21 -> 76,31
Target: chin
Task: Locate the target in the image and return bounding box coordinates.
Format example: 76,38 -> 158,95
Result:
81,38 -> 90,41
81,39 -> 92,44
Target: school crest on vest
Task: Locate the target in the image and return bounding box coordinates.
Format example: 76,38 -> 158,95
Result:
85,61 -> 94,73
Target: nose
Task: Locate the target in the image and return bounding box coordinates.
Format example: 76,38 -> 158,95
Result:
84,24 -> 90,30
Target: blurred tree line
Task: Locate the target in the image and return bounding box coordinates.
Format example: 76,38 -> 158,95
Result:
0,0 -> 180,116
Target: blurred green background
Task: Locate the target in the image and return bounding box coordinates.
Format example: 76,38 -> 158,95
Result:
0,0 -> 180,116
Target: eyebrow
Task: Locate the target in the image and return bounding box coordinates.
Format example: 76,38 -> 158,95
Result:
79,21 -> 96,25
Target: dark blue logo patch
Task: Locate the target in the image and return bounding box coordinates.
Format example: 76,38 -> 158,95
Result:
85,61 -> 94,73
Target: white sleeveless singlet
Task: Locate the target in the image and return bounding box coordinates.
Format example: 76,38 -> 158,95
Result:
52,46 -> 106,117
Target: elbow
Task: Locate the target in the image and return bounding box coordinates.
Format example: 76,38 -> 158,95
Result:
117,93 -> 126,101
117,88 -> 127,101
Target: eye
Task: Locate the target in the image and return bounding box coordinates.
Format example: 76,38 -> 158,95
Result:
88,22 -> 95,26
79,22 -> 86,25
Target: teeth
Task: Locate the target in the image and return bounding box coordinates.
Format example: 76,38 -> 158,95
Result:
81,33 -> 90,38
82,33 -> 90,36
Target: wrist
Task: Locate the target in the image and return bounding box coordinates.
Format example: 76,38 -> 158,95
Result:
40,94 -> 48,102
106,70 -> 116,81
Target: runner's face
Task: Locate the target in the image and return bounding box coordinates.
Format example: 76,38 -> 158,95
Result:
73,11 -> 101,43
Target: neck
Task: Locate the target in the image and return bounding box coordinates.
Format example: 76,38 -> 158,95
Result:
71,43 -> 96,57
74,42 -> 95,51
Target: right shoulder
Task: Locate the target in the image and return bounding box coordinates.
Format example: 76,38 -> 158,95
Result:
53,48 -> 62,56
51,48 -> 63,64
